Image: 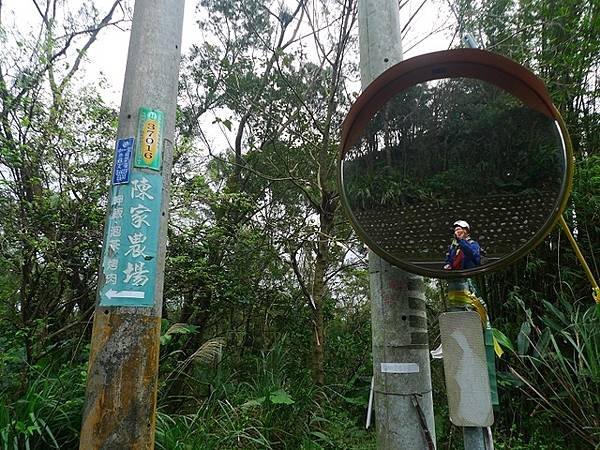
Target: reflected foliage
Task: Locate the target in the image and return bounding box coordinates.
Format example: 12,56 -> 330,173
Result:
342,78 -> 567,267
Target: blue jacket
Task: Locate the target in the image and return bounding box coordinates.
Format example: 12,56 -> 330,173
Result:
445,238 -> 481,269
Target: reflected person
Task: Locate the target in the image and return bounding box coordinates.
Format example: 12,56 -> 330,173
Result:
443,220 -> 481,270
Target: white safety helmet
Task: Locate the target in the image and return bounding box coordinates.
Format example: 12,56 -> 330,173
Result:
453,220 -> 470,231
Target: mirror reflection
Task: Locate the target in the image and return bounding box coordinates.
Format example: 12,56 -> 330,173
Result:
342,78 -> 566,272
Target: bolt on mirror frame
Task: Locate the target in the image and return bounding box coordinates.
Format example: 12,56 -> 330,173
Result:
338,49 -> 574,279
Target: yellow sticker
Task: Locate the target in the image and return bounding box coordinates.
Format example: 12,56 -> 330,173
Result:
142,119 -> 159,164
135,108 -> 163,171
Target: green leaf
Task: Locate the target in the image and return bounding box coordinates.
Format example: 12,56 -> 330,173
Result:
517,321 -> 531,355
310,430 -> 333,445
212,117 -> 232,131
268,389 -> 295,405
492,328 -> 514,352
496,371 -> 523,388
542,300 -> 567,325
15,421 -> 26,433
533,328 -> 552,358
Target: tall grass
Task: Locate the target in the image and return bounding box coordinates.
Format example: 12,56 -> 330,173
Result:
0,328 -> 373,449
156,342 -> 309,449
0,365 -> 84,449
155,340 -> 374,449
509,290 -> 600,448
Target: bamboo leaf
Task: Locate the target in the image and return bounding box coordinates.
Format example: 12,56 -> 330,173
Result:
492,328 -> 514,352
517,321 -> 531,355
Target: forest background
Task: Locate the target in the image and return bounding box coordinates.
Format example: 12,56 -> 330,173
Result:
0,0 -> 599,448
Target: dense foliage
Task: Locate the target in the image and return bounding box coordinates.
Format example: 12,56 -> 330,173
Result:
0,0 -> 599,449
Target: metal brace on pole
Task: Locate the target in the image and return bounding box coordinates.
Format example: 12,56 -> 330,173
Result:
412,394 -> 436,450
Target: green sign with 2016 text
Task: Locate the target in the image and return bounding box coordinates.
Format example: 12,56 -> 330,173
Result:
134,107 -> 164,171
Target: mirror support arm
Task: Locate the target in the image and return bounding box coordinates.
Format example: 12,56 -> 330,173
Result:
558,215 -> 600,304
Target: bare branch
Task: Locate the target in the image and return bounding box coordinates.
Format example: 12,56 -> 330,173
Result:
288,247 -> 315,308
401,0 -> 428,35
58,0 -> 123,92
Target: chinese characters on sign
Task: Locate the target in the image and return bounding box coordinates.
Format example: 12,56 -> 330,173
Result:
100,171 -> 163,307
112,138 -> 134,185
100,107 -> 165,307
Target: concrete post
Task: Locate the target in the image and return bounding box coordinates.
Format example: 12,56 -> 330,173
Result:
369,255 -> 436,449
79,0 -> 185,448
358,1 -> 435,447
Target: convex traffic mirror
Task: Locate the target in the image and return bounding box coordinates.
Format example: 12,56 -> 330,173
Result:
339,49 -> 573,278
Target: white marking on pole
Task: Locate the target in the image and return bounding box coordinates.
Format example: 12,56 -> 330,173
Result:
380,362 -> 420,373
105,289 -> 145,299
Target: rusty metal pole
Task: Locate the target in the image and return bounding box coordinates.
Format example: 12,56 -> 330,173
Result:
79,0 -> 184,448
358,0 -> 436,448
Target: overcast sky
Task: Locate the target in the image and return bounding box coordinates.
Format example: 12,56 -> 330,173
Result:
4,0 -> 455,105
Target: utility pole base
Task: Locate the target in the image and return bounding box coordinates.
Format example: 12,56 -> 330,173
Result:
374,393 -> 435,449
79,312 -> 161,449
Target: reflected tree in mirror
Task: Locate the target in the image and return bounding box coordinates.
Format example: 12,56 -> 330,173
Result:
342,78 -> 566,271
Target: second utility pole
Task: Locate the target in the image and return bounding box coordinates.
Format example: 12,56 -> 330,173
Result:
357,0 -> 436,448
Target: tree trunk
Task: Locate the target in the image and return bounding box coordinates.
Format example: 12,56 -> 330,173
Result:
311,247 -> 327,385
310,195 -> 335,385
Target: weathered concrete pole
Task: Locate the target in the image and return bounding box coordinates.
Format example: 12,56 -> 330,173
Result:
358,1 -> 436,448
80,0 -> 184,447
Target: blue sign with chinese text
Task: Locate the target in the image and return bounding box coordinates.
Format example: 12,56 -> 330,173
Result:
100,171 -> 163,307
112,138 -> 134,185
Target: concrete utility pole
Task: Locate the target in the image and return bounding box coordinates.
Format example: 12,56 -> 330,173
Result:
358,1 -> 436,448
80,0 -> 184,448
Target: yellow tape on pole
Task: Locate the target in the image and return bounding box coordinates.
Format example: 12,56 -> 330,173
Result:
448,290 -> 488,323
447,289 -> 505,357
